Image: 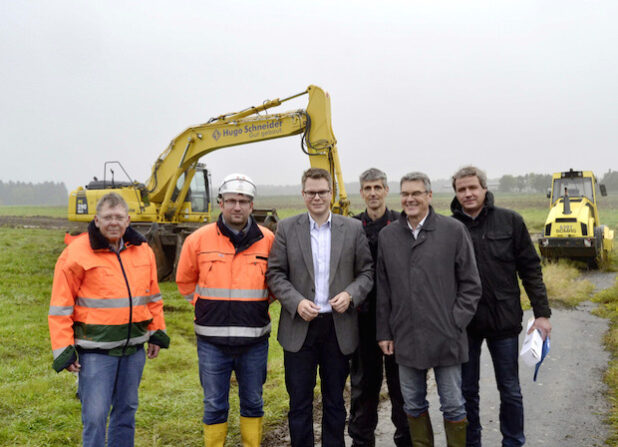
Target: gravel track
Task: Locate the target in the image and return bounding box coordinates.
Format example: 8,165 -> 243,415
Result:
367,272 -> 615,447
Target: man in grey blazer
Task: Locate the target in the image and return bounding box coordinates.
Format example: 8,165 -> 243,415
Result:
267,168 -> 373,447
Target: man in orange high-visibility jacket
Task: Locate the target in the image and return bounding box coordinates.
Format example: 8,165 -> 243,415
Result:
49,192 -> 170,447
176,173 -> 274,447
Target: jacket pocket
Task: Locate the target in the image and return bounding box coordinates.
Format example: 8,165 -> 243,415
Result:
197,252 -> 226,283
493,289 -> 523,329
81,262 -> 116,296
486,232 -> 515,262
243,253 -> 269,289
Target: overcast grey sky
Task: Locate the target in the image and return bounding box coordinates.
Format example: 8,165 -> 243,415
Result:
2,0 -> 617,192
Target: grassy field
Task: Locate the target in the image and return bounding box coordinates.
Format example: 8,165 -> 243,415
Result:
0,205 -> 66,217
254,191 -> 618,235
0,196 -> 616,446
0,226 -> 287,446
2,191 -> 617,235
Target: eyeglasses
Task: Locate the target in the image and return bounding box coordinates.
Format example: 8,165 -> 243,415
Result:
400,191 -> 428,199
303,190 -> 331,199
222,198 -> 252,207
97,214 -> 128,223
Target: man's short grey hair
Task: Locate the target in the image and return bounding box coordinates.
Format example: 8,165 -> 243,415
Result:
96,192 -> 129,215
359,168 -> 387,187
451,166 -> 488,190
400,172 -> 432,192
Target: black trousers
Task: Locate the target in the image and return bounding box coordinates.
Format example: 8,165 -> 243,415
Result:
348,310 -> 412,447
284,313 -> 350,447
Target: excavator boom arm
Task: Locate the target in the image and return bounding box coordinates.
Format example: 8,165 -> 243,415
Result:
146,85 -> 348,220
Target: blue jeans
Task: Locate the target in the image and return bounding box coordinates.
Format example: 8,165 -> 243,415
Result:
399,364 -> 466,422
78,347 -> 146,447
462,334 -> 525,447
197,338 -> 268,425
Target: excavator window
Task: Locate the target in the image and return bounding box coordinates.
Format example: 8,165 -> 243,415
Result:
189,170 -> 210,213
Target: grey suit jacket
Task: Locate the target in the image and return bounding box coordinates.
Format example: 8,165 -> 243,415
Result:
267,213 -> 374,355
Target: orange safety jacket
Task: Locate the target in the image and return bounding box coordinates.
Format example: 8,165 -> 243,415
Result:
176,218 -> 274,347
49,222 -> 169,372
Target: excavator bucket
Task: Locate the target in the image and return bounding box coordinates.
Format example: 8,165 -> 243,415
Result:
252,208 -> 279,233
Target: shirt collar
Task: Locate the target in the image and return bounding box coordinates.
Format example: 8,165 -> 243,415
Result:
222,215 -> 252,236
406,212 -> 429,232
308,212 -> 332,230
109,237 -> 125,253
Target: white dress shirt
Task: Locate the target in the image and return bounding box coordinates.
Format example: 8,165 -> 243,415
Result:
309,212 -> 332,313
407,213 -> 429,240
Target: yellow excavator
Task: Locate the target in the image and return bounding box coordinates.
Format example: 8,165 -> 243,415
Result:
68,85 -> 349,279
538,169 -> 614,268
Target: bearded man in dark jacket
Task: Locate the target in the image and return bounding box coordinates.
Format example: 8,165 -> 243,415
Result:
450,166 -> 552,447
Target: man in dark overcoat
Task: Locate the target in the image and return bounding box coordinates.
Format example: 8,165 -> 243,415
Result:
376,172 -> 481,447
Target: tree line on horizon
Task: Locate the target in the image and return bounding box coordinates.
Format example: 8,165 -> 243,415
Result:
497,170 -> 618,193
0,180 -> 68,206
260,169 -> 618,196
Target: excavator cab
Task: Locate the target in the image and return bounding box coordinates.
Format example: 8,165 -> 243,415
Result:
187,166 -> 210,213
170,163 -> 211,214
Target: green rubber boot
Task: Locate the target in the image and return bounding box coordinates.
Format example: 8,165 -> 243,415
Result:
408,412 -> 434,447
444,418 -> 467,447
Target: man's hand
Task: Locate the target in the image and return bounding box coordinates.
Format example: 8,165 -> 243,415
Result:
329,291 -> 352,313
147,343 -> 161,359
66,360 -> 81,373
297,299 -> 320,321
378,340 -> 394,356
528,317 -> 552,340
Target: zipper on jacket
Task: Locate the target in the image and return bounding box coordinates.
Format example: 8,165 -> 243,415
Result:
114,249 -> 133,355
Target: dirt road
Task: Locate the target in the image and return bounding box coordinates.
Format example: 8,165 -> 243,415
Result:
0,215 -> 85,232
367,272 -> 614,447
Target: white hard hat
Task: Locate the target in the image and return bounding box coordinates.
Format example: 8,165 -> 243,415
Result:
218,173 -> 256,199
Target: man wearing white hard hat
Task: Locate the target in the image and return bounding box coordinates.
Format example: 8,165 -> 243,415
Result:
176,173 -> 275,447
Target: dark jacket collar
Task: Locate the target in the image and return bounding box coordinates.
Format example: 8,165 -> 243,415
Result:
358,207 -> 397,226
216,214 -> 264,253
87,220 -> 146,251
450,190 -> 495,221
397,206 -> 437,232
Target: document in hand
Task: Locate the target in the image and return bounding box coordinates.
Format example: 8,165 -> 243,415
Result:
519,317 -> 543,367
519,317 -> 551,381
533,336 -> 551,382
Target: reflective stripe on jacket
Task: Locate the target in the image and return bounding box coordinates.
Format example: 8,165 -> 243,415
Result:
49,224 -> 167,371
176,221 -> 274,347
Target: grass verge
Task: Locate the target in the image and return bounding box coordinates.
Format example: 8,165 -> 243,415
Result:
591,274 -> 618,445
520,260 -> 595,310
